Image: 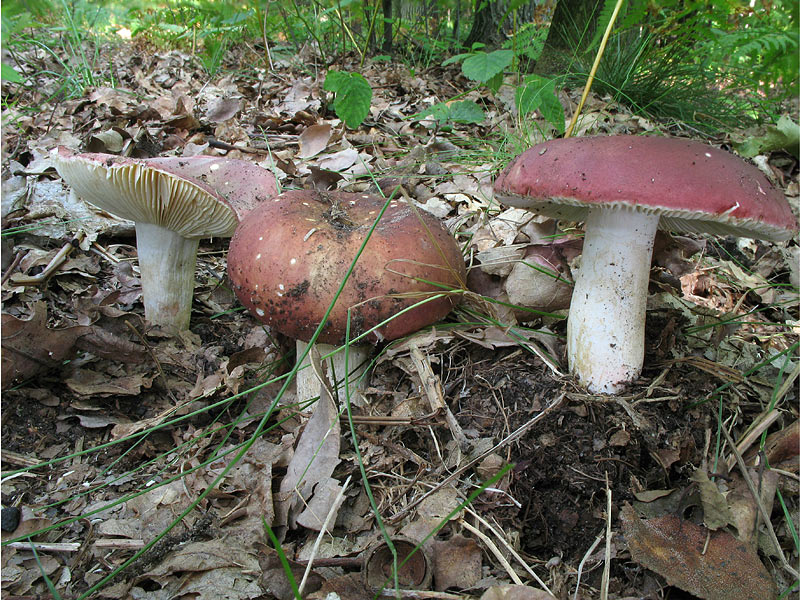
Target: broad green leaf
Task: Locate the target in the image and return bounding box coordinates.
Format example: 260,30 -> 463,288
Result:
1,63 -> 23,83
447,100 -> 485,124
417,100 -> 484,125
516,75 -> 565,133
734,115 -> 799,159
324,70 -> 372,129
442,53 -> 473,67
486,71 -> 504,94
461,49 -> 513,84
419,102 -> 452,122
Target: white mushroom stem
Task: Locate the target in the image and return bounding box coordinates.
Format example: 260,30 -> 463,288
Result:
567,206 -> 660,394
135,222 -> 200,331
295,340 -> 371,405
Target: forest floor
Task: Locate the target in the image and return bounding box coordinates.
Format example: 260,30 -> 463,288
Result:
1,40 -> 799,600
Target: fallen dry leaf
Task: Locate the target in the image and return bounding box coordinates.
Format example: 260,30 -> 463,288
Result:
480,585 -> 557,600
621,503 -> 777,600
431,533 -> 482,591
1,302 -> 89,389
275,379 -> 341,529
298,123 -> 332,159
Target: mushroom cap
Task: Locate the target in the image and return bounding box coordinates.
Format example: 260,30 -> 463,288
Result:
146,155 -> 278,220
54,148 -> 239,238
494,135 -> 798,242
227,190 -> 466,344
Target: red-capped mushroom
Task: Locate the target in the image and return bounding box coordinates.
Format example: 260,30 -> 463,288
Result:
53,148 -> 277,330
227,189 -> 466,402
495,135 -> 798,394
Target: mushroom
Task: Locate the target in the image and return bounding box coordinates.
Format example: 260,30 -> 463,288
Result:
227,189 -> 466,403
494,135 -> 798,394
53,148 -> 277,330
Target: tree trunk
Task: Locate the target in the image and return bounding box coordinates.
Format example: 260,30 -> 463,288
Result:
535,0 -> 601,74
464,0 -> 508,49
464,1 -> 540,50
382,0 -> 392,53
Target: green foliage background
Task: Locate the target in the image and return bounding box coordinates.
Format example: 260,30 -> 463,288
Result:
1,0 -> 797,132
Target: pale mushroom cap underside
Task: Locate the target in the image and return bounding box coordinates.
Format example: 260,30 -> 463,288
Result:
55,154 -> 238,239
495,135 -> 798,242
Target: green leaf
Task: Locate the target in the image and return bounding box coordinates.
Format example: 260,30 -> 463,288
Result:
461,49 -> 513,84
447,100 -> 485,124
734,116 -> 800,159
486,71 -> 504,94
418,102 -> 452,122
323,70 -> 373,129
442,53 -> 473,67
516,75 -> 565,133
1,63 -> 23,83
417,100 -> 484,125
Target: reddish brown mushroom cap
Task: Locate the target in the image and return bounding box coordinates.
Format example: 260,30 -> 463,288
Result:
227,190 -> 466,345
494,135 -> 798,241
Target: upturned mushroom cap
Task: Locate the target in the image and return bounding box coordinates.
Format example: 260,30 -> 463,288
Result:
146,155 -> 278,220
227,190 -> 466,345
494,135 -> 798,241
54,148 -> 278,228
52,147 -> 278,330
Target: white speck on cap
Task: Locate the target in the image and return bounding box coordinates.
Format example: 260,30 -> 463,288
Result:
210,164 -> 220,171
258,236 -> 263,241
290,258 -> 297,265
256,253 -> 261,260
278,284 -> 284,291
256,308 -> 265,317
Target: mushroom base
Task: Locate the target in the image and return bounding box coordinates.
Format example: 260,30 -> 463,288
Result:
295,340 -> 370,406
567,207 -> 659,394
136,223 -> 200,331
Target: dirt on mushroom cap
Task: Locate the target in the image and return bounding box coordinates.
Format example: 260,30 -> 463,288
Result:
227,190 -> 466,344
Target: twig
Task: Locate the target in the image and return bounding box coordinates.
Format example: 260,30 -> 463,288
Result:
388,393 -> 565,523
724,409 -> 781,472
9,230 -> 85,285
573,531 -> 603,600
123,320 -> 177,403
93,539 -> 145,550
7,541 -> 81,552
1,249 -> 27,285
601,475 -> 612,600
720,425 -> 799,579
461,519 -> 523,585
464,507 -> 554,596
409,343 -> 467,451
298,475 -> 351,596
1,450 -> 40,468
